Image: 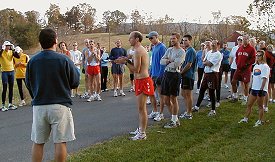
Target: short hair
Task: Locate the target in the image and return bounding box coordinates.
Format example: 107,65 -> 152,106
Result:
58,41 -> 67,49
171,32 -> 181,40
183,34 -> 192,41
257,50 -> 266,63
39,28 -> 57,49
131,31 -> 143,42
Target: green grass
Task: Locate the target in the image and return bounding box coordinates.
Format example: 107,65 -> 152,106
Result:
67,102 -> 275,162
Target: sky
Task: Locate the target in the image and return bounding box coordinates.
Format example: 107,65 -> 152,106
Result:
0,0 -> 254,24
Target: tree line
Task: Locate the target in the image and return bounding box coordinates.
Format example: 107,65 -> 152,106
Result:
0,0 -> 274,49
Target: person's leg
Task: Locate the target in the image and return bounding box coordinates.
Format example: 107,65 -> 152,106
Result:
216,71 -> 223,103
196,86 -> 207,107
85,73 -> 89,93
149,95 -> 158,112
231,78 -> 238,98
113,74 -> 117,90
118,74 -> 123,91
243,82 -> 250,102
271,83 -> 275,100
209,89 -> 216,110
17,79 -> 24,100
137,93 -> 148,133
54,143 -> 67,162
197,68 -> 204,89
96,73 -> 101,94
244,94 -> 257,118
224,71 -> 228,85
257,96 -> 264,121
8,72 -> 14,104
184,90 -> 193,114
32,143 -> 44,162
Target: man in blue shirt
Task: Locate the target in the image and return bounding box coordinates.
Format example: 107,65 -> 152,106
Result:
146,31 -> 167,121
179,35 -> 197,119
26,28 -> 80,162
196,43 -> 205,94
220,43 -> 230,88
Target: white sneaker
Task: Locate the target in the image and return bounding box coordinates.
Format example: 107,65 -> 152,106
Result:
154,113 -> 164,121
130,132 -> 147,140
87,95 -> 95,102
203,95 -> 210,100
1,105 -> 8,112
224,84 -> 229,89
71,94 -> 75,98
8,104 -> 17,110
241,100 -> 247,105
129,86 -> 135,92
196,89 -> 200,94
273,100 -> 275,103
216,102 -> 220,108
129,128 -> 140,135
119,90 -> 126,96
19,100 -> 26,107
264,107 -> 268,113
208,110 -> 216,116
96,94 -> 102,101
179,112 -> 193,119
253,120 -> 263,127
192,106 -> 200,112
206,102 -> 211,107
146,97 -> 151,105
238,118 -> 248,123
148,111 -> 159,119
269,99 -> 272,102
114,90 -> 118,97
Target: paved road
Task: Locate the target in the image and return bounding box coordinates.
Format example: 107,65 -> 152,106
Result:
0,86 -> 231,162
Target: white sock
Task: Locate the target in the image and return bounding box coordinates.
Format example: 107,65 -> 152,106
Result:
171,115 -> 178,122
243,96 -> 248,101
233,93 -> 238,98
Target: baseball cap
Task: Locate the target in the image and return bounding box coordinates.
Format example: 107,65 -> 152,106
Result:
146,31 -> 159,38
237,36 -> 243,40
3,41 -> 12,46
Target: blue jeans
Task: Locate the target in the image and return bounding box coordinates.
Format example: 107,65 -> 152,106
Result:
1,71 -> 14,104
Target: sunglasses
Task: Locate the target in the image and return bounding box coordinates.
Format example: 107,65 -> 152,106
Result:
149,37 -> 154,40
256,54 -> 263,57
237,39 -> 243,41
73,45 -> 77,46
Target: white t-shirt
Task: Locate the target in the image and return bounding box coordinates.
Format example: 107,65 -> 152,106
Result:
70,50 -> 82,69
204,50 -> 222,73
229,45 -> 240,69
251,63 -> 270,92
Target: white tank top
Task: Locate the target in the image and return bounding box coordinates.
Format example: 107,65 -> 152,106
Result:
87,48 -> 99,66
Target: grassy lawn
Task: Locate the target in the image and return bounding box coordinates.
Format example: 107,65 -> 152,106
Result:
67,101 -> 275,162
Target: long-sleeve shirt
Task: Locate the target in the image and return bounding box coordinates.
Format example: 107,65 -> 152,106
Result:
109,47 -> 127,65
0,49 -> 20,71
26,50 -> 80,107
13,53 -> 29,79
101,52 -> 109,67
160,47 -> 185,73
236,44 -> 256,71
150,42 -> 166,77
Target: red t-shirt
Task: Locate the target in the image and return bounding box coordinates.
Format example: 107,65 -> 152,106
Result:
235,44 -> 256,71
265,51 -> 275,68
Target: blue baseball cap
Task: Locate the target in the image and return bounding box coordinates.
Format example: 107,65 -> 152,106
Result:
146,31 -> 159,38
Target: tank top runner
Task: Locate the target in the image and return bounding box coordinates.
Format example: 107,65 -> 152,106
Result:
87,48 -> 99,66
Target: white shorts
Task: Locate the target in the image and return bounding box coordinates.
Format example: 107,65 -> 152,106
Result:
31,104 -> 75,144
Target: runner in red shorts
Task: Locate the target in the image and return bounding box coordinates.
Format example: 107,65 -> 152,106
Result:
231,34 -> 256,104
115,31 -> 154,140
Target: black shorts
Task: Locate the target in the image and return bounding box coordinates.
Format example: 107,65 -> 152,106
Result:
222,64 -> 230,72
181,77 -> 194,90
251,89 -> 267,97
270,68 -> 275,84
161,72 -> 181,96
111,64 -> 125,75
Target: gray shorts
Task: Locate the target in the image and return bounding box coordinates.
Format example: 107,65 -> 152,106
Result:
31,104 -> 75,144
111,64 -> 125,75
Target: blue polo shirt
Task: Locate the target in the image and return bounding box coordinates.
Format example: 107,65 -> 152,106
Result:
150,42 -> 166,77
220,48 -> 230,65
196,50 -> 204,68
182,47 -> 196,80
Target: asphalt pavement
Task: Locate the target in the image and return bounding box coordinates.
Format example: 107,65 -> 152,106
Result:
0,85 -> 231,162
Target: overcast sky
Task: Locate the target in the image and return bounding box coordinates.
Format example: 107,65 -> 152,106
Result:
0,0 -> 253,24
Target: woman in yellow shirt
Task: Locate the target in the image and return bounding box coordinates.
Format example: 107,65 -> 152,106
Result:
13,46 -> 29,106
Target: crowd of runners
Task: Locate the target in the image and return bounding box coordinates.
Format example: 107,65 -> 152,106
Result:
0,30 -> 275,141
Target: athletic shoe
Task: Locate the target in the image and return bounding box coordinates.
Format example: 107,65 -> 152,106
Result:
273,100 -> 275,103
71,94 -> 75,98
1,105 -> 8,112
129,86 -> 134,92
179,112 -> 193,119
87,95 -> 95,102
146,97 -> 151,105
269,99 -> 272,102
96,94 -> 102,101
196,89 -> 200,94
208,110 -> 216,116
192,106 -> 200,112
238,118 -> 248,123
8,104 -> 17,110
148,111 -> 159,119
253,120 -> 263,127
229,98 -> 238,103
81,92 -> 89,99
224,84 -> 229,89
206,102 -> 211,107
119,90 -> 126,96
264,107 -> 268,113
226,94 -> 232,99
216,102 -> 220,108
203,95 -> 210,100
239,95 -> 244,100
154,113 -> 164,121
130,132 -> 147,140
129,128 -> 140,135
164,120 -> 180,128
18,100 -> 26,107
114,90 -> 118,97
241,100 -> 247,105
156,100 -> 160,106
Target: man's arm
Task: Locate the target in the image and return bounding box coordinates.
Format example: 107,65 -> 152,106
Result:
25,62 -> 34,98
67,59 -> 80,89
